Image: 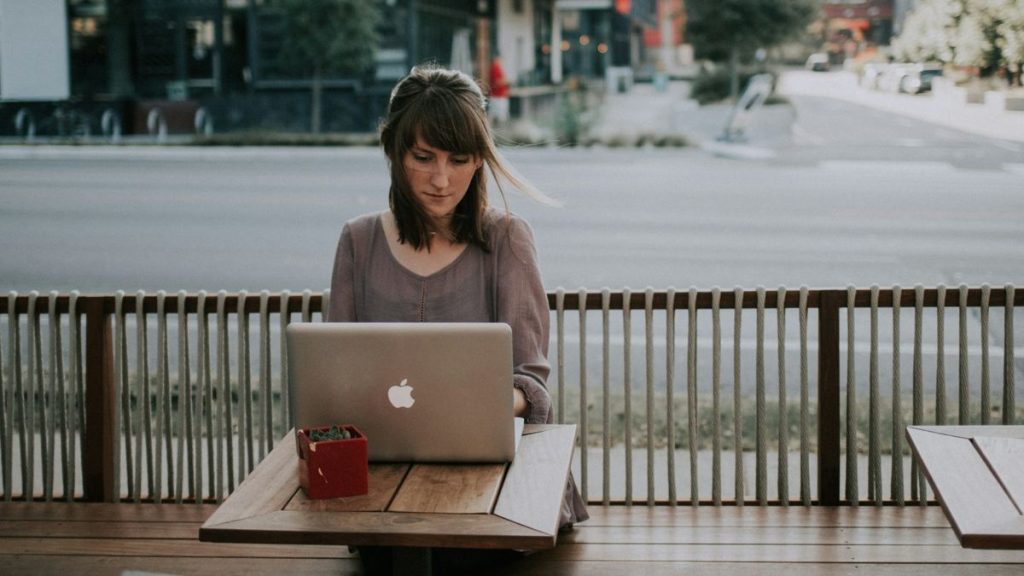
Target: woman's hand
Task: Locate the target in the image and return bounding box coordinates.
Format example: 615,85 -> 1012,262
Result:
513,386 -> 528,417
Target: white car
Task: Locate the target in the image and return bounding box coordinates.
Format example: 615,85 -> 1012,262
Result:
805,53 -> 830,72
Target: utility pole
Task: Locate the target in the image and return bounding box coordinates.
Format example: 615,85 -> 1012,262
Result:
476,1 -> 491,85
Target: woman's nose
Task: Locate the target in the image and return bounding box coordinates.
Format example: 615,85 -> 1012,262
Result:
430,163 -> 451,187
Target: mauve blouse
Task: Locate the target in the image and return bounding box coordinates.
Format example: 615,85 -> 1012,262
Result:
327,209 -> 552,423
327,209 -> 588,525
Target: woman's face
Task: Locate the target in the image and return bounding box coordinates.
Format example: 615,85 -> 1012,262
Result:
403,138 -> 481,224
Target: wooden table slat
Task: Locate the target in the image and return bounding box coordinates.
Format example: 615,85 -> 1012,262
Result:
0,520 -> 208,539
202,430 -> 302,529
201,509 -> 550,549
0,502 -> 219,522
0,556 -> 358,576
564,525 -> 961,546
491,560 -> 1024,576
915,426 -> 1024,440
543,542 -> 1024,563
0,537 -> 354,558
388,463 -> 506,514
579,505 -> 954,528
974,436 -> 1024,513
286,463 -> 410,512
908,426 -> 1020,539
960,517 -> 1024,549
494,424 -> 576,536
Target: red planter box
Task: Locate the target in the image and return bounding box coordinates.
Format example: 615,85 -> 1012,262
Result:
296,425 -> 369,499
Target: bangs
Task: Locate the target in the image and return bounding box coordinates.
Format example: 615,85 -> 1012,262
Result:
398,87 -> 488,155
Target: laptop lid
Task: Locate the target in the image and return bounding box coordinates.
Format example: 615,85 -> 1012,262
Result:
287,322 -> 516,463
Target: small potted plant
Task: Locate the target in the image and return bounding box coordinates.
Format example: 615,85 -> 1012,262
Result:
295,424 -> 368,499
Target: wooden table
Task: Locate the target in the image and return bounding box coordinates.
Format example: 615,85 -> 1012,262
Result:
200,424 -> 576,573
906,425 -> 1024,549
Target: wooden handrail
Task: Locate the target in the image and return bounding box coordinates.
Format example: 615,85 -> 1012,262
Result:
1,286 -> 1020,315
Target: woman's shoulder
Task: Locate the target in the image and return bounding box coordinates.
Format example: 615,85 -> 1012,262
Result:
342,211 -> 385,238
484,208 -> 533,238
483,208 -> 537,259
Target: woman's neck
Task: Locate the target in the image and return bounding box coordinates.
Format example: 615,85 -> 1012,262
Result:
425,215 -> 454,242
388,210 -> 460,250
382,211 -> 468,276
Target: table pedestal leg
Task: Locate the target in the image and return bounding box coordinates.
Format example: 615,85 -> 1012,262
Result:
392,547 -> 432,576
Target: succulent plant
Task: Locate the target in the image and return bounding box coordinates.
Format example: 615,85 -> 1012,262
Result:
309,425 -> 352,442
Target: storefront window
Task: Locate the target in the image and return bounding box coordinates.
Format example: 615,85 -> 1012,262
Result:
69,0 -> 110,98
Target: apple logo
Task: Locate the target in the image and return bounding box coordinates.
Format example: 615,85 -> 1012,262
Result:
387,378 -> 415,409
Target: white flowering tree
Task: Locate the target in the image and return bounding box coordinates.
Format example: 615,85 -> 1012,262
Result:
994,0 -> 1024,85
891,0 -> 961,62
894,0 -> 1024,85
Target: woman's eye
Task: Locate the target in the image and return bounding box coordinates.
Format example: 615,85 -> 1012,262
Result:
413,154 -> 431,163
451,157 -> 470,165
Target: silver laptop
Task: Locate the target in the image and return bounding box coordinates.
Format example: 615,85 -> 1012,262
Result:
287,322 -> 519,463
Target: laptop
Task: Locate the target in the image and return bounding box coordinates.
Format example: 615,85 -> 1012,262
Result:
287,322 -> 522,463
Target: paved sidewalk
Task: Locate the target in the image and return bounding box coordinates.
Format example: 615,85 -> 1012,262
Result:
591,69 -> 1024,149
778,70 -> 1024,144
587,80 -> 696,142
589,78 -> 794,154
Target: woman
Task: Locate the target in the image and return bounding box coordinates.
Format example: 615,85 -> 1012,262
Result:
327,65 -> 587,569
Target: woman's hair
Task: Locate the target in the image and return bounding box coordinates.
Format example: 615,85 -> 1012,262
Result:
379,64 -> 554,251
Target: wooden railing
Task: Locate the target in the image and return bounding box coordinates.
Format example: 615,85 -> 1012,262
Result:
0,286 -> 1019,505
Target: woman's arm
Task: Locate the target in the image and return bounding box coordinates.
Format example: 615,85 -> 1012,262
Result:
513,386 -> 528,417
497,215 -> 553,424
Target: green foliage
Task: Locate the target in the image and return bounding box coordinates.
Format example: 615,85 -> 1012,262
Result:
555,92 -> 585,146
555,83 -> 599,146
559,389 -> 1022,454
271,0 -> 380,77
309,426 -> 352,442
685,0 -> 818,63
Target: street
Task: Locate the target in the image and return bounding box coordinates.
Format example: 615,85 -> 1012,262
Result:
1,142 -> 1021,293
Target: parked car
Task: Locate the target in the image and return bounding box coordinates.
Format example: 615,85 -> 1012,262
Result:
899,65 -> 943,94
859,62 -> 886,89
872,63 -> 943,94
877,64 -> 912,92
805,52 -> 830,72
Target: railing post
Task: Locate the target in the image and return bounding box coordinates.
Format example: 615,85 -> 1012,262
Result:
817,290 -> 841,505
83,297 -> 117,502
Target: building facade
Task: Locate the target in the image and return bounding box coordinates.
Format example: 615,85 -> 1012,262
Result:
1,0 -> 664,136
819,0 -> 895,62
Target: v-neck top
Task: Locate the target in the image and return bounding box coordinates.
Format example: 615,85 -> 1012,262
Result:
328,209 -> 551,422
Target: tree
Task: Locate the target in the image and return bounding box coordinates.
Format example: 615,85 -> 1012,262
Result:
993,0 -> 1024,85
272,0 -> 380,133
685,0 -> 817,100
894,0 -> 1024,86
891,0 -> 960,63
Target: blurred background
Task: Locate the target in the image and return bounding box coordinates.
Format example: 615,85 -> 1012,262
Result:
1,0 -> 1020,140
1,0 -> 1023,503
